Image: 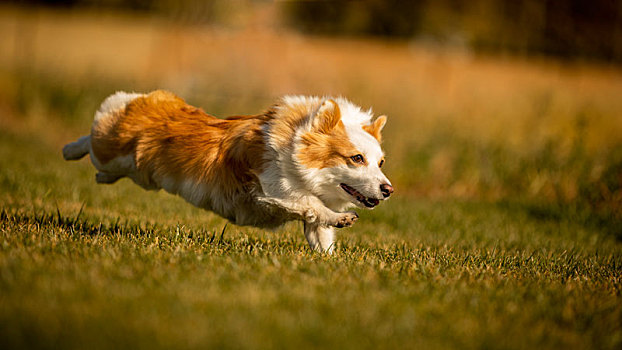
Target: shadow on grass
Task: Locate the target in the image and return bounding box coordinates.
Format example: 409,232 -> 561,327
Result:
1,207 -> 224,244
0,207 -> 313,256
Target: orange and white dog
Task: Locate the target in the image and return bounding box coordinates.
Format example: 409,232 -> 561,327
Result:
63,90 -> 393,253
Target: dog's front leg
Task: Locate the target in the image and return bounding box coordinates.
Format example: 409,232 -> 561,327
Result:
259,196 -> 358,227
304,222 -> 335,254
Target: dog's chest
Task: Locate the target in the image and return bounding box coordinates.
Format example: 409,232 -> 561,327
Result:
195,188 -> 292,229
232,203 -> 292,228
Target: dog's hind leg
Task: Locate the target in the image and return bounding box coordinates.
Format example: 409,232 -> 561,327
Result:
63,135 -> 91,160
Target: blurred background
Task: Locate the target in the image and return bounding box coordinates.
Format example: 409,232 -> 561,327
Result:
1,0 -> 621,235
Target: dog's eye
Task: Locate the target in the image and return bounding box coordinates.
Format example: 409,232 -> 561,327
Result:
379,159 -> 384,168
350,154 -> 365,164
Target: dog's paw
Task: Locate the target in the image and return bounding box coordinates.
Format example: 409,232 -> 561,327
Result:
334,211 -> 358,228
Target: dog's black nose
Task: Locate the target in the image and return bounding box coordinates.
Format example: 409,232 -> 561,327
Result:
380,184 -> 394,198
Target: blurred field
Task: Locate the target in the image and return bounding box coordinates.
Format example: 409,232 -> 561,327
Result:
2,6 -> 621,208
1,5 -> 622,350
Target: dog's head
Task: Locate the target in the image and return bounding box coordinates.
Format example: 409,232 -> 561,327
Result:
297,99 -> 393,210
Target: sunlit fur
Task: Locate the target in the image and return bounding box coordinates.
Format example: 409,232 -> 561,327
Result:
63,90 -> 392,253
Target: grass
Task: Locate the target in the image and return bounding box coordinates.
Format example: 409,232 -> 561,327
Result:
1,206 -> 620,350
1,6 -> 622,349
1,83 -> 621,349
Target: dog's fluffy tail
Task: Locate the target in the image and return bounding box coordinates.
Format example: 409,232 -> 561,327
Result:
63,135 -> 91,160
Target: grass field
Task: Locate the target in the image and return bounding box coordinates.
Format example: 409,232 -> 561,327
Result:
1,6 -> 622,350
2,128 -> 621,350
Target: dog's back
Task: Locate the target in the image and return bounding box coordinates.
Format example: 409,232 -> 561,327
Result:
64,90 -> 269,218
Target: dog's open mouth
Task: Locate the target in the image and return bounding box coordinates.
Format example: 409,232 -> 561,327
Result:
340,183 -> 380,208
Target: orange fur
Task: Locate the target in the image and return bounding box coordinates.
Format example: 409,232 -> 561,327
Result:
91,90 -> 267,192
362,115 -> 387,143
312,99 -> 341,134
297,101 -> 361,169
265,98 -> 323,151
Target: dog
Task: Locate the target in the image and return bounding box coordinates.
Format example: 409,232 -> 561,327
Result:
63,90 -> 393,253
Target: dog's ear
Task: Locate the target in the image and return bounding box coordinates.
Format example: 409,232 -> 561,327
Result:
312,99 -> 341,133
363,115 -> 387,142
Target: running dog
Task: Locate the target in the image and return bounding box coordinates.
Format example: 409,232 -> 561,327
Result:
63,91 -> 393,253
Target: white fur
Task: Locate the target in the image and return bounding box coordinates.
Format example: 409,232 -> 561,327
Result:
94,91 -> 144,122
